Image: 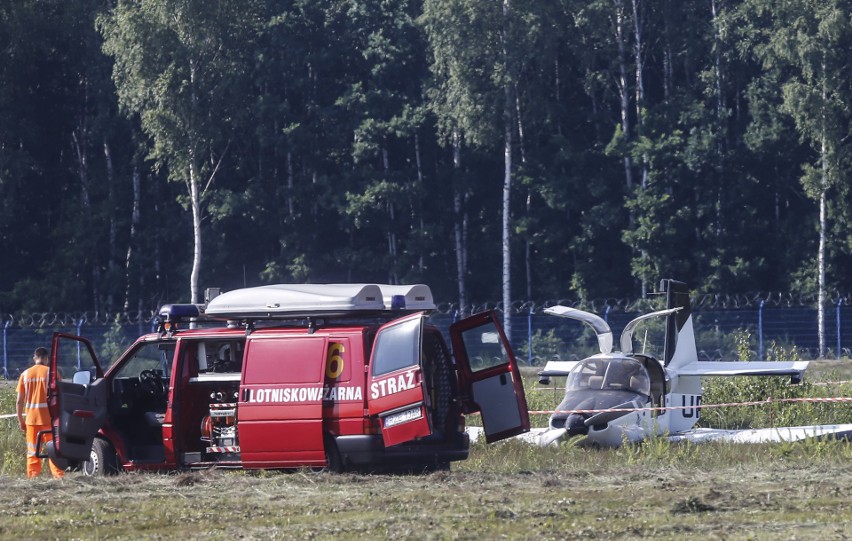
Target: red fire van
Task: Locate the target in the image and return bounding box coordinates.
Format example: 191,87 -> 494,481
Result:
39,284 -> 529,474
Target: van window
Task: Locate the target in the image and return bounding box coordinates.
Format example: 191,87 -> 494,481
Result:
372,317 -> 421,376
197,340 -> 244,373
114,341 -> 174,379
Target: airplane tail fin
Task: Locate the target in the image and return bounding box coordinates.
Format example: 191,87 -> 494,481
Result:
661,279 -> 695,368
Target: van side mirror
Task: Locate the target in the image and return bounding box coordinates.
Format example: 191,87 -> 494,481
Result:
72,370 -> 93,385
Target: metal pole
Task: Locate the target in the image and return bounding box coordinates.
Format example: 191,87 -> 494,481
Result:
837,298 -> 843,360
527,305 -> 533,366
76,317 -> 85,370
758,300 -> 765,361
2,318 -> 10,380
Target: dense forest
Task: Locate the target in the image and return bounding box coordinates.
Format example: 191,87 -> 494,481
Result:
1,0 -> 851,322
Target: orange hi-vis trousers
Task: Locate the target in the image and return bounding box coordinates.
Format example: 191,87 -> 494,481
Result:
26,425 -> 64,479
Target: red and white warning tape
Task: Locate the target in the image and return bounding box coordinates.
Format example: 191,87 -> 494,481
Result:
1,397 -> 850,421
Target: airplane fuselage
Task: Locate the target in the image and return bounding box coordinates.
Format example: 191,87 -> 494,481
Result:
544,353 -> 704,446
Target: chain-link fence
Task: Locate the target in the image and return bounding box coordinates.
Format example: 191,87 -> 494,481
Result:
3,297 -> 850,379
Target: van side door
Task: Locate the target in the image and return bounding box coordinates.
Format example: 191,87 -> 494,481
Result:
451,311 -> 530,443
44,332 -> 108,462
238,336 -> 327,467
367,313 -> 432,447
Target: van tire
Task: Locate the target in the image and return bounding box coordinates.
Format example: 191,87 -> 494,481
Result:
325,440 -> 344,473
82,438 -> 119,476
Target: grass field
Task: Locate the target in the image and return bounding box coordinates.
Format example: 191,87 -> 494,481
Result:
0,361 -> 851,539
0,441 -> 850,539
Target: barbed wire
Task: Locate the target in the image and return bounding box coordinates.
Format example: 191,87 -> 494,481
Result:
1,311 -> 156,328
443,291 -> 852,316
2,291 -> 851,327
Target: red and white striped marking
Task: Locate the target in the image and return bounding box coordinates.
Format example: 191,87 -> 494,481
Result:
206,446 -> 240,453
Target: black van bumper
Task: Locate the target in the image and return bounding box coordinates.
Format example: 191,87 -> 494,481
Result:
335,431 -> 470,468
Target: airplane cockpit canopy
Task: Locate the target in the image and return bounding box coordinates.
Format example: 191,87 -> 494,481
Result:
566,357 -> 651,397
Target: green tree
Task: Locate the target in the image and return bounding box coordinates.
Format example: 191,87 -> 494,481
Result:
743,0 -> 852,355
99,0 -> 263,303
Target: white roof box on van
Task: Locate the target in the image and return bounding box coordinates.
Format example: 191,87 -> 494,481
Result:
204,283 -> 434,319
375,284 -> 435,311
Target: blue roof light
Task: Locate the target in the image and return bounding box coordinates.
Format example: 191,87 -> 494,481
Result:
159,304 -> 201,321
390,294 -> 406,311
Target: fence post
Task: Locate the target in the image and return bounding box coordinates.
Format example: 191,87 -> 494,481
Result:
837,298 -> 843,360
758,300 -> 765,361
527,305 -> 534,366
2,318 -> 10,380
76,317 -> 86,370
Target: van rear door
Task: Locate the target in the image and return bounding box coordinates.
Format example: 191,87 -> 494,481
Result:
451,311 -> 529,443
367,313 -> 432,447
44,332 -> 108,462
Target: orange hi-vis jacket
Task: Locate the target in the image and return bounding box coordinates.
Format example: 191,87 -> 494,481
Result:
17,364 -> 51,426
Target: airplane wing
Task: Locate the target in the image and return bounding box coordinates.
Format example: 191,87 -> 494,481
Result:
537,360 -> 580,377
515,427 -> 568,446
466,426 -> 568,446
673,360 -> 809,382
669,424 -> 852,444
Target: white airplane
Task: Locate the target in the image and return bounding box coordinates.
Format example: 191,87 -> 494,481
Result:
506,279 -> 852,447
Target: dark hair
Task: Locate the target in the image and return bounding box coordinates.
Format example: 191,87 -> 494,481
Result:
34,347 -> 49,359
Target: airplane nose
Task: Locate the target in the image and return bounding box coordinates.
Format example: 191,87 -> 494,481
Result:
565,413 -> 589,436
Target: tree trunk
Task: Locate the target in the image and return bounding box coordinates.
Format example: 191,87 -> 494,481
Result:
516,92 -> 532,301
123,162 -> 141,312
502,0 -> 513,341
662,0 -> 673,104
104,139 -> 117,311
614,0 -> 634,193
287,150 -> 295,218
72,127 -> 99,312
818,180 -> 826,357
632,0 -> 647,190
382,146 -> 399,284
415,132 -> 425,273
818,59 -> 828,357
452,130 -> 468,315
632,0 -> 648,296
189,156 -> 202,304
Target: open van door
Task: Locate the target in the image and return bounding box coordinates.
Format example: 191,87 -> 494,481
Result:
450,311 -> 529,443
41,333 -> 108,463
367,313 -> 433,447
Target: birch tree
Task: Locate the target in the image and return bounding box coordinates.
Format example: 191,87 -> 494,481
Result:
423,0 -> 534,336
99,0 -> 261,302
745,0 -> 852,355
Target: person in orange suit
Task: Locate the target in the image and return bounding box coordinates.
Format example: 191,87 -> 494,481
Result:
16,347 -> 64,479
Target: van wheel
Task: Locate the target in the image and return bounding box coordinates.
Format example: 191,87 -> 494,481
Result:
325,440 -> 344,473
82,438 -> 118,476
